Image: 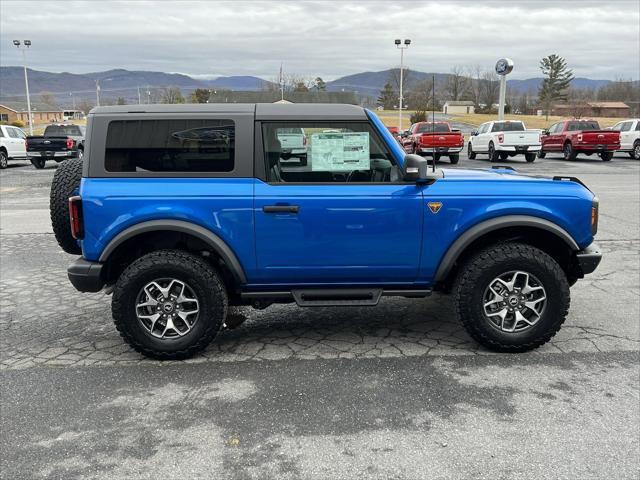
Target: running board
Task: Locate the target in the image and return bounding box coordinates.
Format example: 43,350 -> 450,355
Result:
241,288 -> 431,307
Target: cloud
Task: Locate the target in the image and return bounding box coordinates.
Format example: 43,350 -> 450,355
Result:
0,0 -> 638,80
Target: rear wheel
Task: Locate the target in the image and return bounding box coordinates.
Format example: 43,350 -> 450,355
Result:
50,157 -> 83,254
112,250 -> 227,359
599,151 -> 613,162
563,142 -> 577,161
454,243 -> 569,352
631,141 -> 640,160
499,152 -> 509,161
525,152 -> 536,163
467,142 -> 476,159
0,150 -> 7,169
488,142 -> 499,162
537,150 -> 546,159
449,153 -> 459,164
31,158 -> 46,169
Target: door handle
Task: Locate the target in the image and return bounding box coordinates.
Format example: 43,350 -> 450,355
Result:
262,205 -> 299,214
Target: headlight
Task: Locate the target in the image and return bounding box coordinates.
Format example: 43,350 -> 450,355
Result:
591,196 -> 599,235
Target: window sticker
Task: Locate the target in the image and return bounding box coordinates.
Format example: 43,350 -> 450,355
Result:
310,132 -> 370,171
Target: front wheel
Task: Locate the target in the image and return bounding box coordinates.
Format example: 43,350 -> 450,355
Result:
525,152 -> 536,163
467,142 -> 476,160
454,242 -> 569,352
537,150 -> 546,159
631,141 -> 640,160
0,150 -> 7,169
31,158 -> 46,169
112,250 -> 228,359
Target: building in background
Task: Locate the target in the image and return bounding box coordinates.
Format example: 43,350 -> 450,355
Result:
552,102 -> 631,118
442,101 -> 475,114
0,102 -> 64,125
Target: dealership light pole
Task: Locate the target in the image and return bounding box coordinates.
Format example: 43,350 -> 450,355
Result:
13,40 -> 34,135
395,39 -> 410,130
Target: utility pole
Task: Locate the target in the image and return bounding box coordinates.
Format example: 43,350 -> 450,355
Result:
95,80 -> 100,106
13,40 -> 33,135
137,86 -> 141,104
395,39 -> 411,130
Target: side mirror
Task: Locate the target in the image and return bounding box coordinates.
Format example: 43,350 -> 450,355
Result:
471,130 -> 478,136
542,130 -> 549,136
403,154 -> 430,182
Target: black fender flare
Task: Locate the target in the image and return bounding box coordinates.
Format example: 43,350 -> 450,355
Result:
434,215 -> 579,283
99,220 -> 247,284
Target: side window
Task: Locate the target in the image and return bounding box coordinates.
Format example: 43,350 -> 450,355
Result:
7,128 -> 20,138
619,122 -> 632,132
477,124 -> 487,134
105,119 -> 235,173
262,122 -> 400,183
0,128 -> 5,138
636,122 -> 640,131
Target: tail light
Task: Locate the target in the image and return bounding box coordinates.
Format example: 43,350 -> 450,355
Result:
69,196 -> 84,239
577,134 -> 583,142
25,138 -> 29,150
497,134 -> 504,143
66,137 -> 74,149
591,196 -> 599,235
303,136 -> 307,146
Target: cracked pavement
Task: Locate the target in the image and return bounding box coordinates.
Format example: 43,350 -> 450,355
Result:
1,154 -> 639,479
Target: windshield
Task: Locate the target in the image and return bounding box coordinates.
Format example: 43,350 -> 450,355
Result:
491,122 -> 525,132
44,125 -> 83,136
416,123 -> 450,133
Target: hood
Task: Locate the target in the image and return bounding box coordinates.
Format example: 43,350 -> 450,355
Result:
442,167 -> 554,183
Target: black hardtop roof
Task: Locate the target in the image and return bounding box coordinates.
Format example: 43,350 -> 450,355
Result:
90,103 -> 367,120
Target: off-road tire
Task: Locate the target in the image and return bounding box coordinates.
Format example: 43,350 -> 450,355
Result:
599,151 -> 613,162
0,150 -> 7,169
537,150 -> 546,159
563,142 -> 577,161
525,152 -> 536,163
488,142 -> 499,162
50,157 -> 83,254
112,250 -> 228,360
467,142 -> 476,159
31,158 -> 46,169
449,153 -> 460,164
454,242 -> 570,352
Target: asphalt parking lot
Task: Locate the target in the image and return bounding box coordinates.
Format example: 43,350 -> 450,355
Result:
1,152 -> 639,479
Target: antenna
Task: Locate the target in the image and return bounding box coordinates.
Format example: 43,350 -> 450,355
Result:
432,74 -> 436,172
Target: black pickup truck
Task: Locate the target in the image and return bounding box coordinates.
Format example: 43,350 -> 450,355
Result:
27,124 -> 85,169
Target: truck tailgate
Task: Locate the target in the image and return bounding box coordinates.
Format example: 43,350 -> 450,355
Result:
419,133 -> 463,147
580,130 -> 620,145
501,131 -> 540,146
26,136 -> 69,152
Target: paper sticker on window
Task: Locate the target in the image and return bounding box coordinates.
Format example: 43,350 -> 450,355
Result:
310,132 -> 370,171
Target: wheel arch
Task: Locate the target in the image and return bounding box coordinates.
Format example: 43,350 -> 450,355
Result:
434,215 -> 579,289
99,220 -> 247,288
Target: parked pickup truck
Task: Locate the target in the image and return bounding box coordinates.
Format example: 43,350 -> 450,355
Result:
539,120 -> 620,161
276,127 -> 307,166
610,118 -> 640,159
401,122 -> 464,164
27,123 -> 85,169
49,103 -> 601,359
468,120 -> 541,163
0,124 -> 28,169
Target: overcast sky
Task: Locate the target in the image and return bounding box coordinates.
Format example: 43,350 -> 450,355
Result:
1,0 -> 638,80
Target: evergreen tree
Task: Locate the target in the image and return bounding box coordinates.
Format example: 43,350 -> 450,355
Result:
539,54 -> 574,120
189,88 -> 211,103
377,83 -> 396,110
314,77 -> 327,91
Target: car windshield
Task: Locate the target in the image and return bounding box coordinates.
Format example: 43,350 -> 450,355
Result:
45,125 -> 82,136
416,123 -> 450,133
491,122 -> 525,132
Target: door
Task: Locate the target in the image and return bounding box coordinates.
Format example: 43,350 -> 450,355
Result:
472,123 -> 489,152
10,127 -> 27,157
254,121 -> 424,285
542,123 -> 562,151
6,127 -> 25,157
617,121 -> 633,150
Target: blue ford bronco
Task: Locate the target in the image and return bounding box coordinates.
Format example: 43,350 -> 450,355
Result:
49,103 -> 602,359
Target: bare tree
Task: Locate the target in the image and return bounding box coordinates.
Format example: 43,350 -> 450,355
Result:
444,66 -> 469,101
406,77 -> 436,111
160,87 -> 185,104
77,99 -> 95,114
466,65 -> 483,107
388,68 -> 413,97
479,71 -> 500,110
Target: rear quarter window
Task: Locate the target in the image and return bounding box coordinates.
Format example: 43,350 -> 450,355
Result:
104,119 -> 235,173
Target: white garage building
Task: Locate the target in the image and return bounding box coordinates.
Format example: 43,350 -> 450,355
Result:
442,101 -> 475,114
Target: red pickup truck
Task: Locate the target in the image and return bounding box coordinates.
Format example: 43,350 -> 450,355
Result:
400,122 -> 464,164
539,119 -> 620,161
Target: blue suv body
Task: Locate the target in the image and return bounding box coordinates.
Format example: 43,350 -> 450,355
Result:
52,103 -> 601,359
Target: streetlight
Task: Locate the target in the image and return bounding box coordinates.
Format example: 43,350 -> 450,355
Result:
13,40 -> 34,135
395,38 -> 411,130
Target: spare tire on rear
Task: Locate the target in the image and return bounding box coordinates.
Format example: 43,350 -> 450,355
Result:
50,158 -> 83,254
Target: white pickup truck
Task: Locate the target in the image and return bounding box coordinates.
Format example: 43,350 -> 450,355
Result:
468,120 -> 541,163
610,119 -> 639,159
0,124 -> 28,169
277,127 -> 307,166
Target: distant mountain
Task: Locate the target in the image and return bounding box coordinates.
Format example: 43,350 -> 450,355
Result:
326,69 -> 449,96
205,76 -> 275,90
0,66 -> 95,96
83,69 -> 205,90
506,77 -> 613,94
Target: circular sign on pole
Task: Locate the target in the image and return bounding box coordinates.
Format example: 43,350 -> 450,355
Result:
495,58 -> 514,76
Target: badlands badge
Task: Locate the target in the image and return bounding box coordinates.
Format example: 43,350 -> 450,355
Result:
427,202 -> 443,214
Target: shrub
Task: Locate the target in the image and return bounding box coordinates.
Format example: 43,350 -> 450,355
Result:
11,120 -> 25,128
409,110 -> 427,124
